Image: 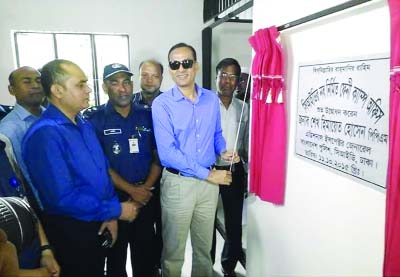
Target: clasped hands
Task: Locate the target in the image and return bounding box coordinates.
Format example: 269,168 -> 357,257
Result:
126,184 -> 153,207
119,183 -> 153,222
207,150 -> 239,186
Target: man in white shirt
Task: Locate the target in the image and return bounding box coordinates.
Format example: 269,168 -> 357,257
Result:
214,58 -> 249,277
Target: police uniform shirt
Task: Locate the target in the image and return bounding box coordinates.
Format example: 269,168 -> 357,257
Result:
86,102 -> 155,200
132,91 -> 162,109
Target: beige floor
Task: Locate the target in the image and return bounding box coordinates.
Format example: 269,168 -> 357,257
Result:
182,230 -> 246,277
125,196 -> 247,276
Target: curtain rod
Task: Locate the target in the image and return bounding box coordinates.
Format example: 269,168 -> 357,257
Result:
207,0 -> 253,29
277,0 -> 372,31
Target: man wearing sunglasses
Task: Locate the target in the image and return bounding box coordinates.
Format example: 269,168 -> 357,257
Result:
152,43 -> 238,277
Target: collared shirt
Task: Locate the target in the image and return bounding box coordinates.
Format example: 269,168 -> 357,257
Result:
216,97 -> 249,166
22,104 -> 121,221
86,102 -> 155,200
152,84 -> 226,179
132,91 -> 162,108
0,103 -> 44,205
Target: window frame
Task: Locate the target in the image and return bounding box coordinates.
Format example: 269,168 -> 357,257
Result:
13,31 -> 131,106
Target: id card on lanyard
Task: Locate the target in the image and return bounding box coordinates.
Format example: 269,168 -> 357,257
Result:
129,137 -> 139,153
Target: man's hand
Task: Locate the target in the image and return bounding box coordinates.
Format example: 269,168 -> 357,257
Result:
207,169 -> 232,185
119,201 -> 139,222
98,219 -> 118,247
127,185 -> 153,206
40,249 -> 60,277
221,150 -> 240,163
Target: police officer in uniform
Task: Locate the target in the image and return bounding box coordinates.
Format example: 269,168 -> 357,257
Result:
85,63 -> 161,277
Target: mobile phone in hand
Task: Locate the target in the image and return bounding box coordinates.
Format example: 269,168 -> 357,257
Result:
99,228 -> 113,248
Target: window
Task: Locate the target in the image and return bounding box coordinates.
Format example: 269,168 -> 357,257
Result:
13,31 -> 130,106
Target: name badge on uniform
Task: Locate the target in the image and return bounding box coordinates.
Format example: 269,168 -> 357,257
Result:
104,129 -> 122,136
129,138 -> 139,153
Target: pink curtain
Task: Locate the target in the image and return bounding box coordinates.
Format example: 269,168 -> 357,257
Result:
384,1 -> 400,276
248,27 -> 287,205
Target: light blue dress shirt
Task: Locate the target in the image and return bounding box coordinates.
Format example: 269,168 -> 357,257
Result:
0,103 -> 44,206
152,84 -> 226,179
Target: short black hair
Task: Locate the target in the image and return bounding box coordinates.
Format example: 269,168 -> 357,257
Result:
139,59 -> 164,75
168,42 -> 197,62
216,58 -> 241,77
40,59 -> 77,97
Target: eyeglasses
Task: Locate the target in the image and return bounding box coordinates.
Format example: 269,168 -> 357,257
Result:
169,59 -> 194,70
218,72 -> 239,81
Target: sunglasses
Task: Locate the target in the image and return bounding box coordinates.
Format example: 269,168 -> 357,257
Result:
169,59 -> 194,70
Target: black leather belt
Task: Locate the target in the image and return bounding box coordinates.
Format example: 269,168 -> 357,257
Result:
166,166 -> 214,176
214,165 -> 231,170
165,167 -> 181,175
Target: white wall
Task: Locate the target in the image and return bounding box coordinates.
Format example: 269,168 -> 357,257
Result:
247,0 -> 388,276
211,22 -> 252,91
0,0 -> 203,105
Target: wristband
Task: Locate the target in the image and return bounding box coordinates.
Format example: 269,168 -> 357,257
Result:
40,244 -> 53,252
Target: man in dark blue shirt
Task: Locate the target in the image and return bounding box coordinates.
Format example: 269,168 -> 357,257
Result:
86,63 -> 161,277
132,59 -> 163,107
22,59 -> 138,277
133,59 -> 164,272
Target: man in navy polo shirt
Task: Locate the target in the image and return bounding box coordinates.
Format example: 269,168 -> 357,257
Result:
85,63 -> 161,277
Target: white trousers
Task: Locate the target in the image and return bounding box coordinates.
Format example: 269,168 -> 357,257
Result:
161,169 -> 219,277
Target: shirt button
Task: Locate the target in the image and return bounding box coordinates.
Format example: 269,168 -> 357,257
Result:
197,149 -> 201,153
196,119 -> 199,123
196,134 -> 200,138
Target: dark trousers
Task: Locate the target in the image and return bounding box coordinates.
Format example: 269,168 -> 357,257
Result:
153,181 -> 163,269
42,214 -> 106,277
106,198 -> 156,277
211,162 -> 245,272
